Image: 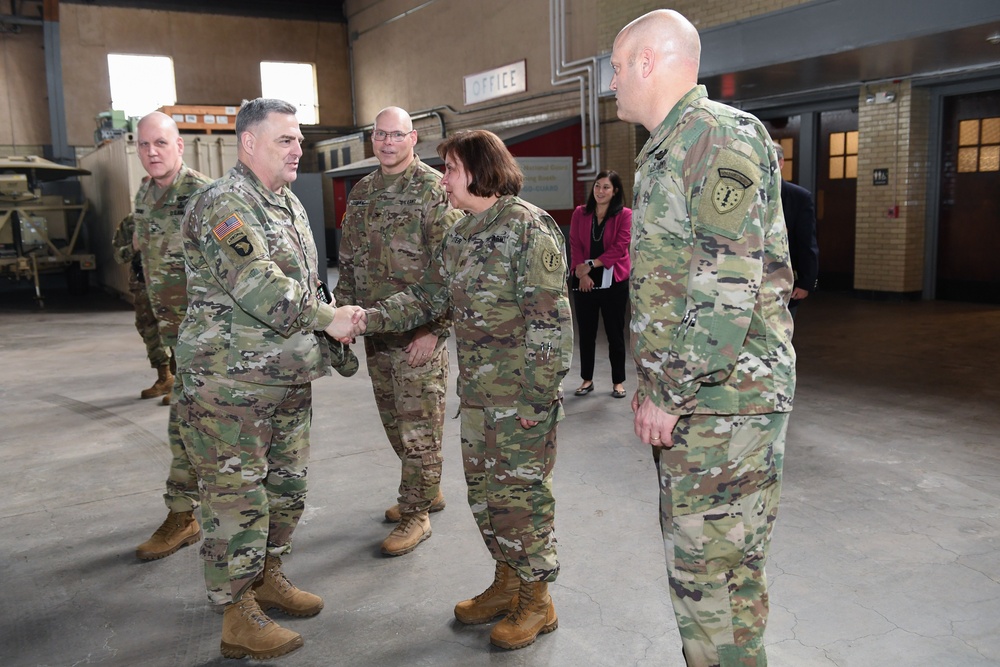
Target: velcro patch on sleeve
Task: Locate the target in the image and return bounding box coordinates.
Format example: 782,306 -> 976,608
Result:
698,150 -> 760,240
227,233 -> 255,257
527,233 -> 567,291
212,214 -> 244,241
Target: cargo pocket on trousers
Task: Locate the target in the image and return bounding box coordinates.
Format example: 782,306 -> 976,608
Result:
176,398 -> 244,564
672,506 -> 746,578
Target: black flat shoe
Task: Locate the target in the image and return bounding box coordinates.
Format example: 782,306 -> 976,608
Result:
574,383 -> 595,396
611,388 -> 627,399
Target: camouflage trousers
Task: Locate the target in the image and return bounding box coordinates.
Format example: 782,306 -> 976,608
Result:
160,329 -> 198,514
129,274 -> 169,368
654,412 -> 788,667
177,374 -> 312,605
460,405 -> 561,583
365,334 -> 448,514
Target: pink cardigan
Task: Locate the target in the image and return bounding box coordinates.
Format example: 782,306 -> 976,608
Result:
568,205 -> 632,284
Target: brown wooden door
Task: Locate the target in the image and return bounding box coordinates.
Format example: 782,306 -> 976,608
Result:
938,91 -> 1000,303
816,109 -> 859,291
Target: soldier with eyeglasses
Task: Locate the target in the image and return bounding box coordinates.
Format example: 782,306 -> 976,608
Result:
334,106 -> 462,557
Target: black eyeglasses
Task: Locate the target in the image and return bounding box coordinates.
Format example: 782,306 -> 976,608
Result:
372,130 -> 413,142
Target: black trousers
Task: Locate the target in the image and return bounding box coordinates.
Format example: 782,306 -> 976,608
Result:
574,279 -> 628,385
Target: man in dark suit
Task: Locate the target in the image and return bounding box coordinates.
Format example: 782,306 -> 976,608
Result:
775,143 -> 819,317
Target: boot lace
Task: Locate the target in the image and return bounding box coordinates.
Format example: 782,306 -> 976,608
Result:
237,594 -> 272,629
474,565 -> 511,603
393,513 -> 418,537
150,513 -> 183,540
265,559 -> 296,594
504,583 -> 535,624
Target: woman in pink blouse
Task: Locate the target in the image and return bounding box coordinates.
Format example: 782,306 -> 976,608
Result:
568,170 -> 632,399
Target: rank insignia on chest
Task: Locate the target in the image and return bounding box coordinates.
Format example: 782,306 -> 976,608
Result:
212,214 -> 244,241
712,168 -> 753,214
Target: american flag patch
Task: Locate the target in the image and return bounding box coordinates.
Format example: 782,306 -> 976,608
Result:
212,214 -> 244,241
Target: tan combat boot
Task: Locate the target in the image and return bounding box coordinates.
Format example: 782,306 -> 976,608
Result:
135,510 -> 201,560
140,364 -> 173,399
380,510 -> 431,556
454,561 -> 520,624
252,554 -> 324,617
489,579 -> 558,650
161,355 -> 176,405
220,590 -> 303,660
384,491 -> 446,523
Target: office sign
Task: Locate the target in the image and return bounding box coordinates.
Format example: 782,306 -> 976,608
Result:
464,60 -> 526,105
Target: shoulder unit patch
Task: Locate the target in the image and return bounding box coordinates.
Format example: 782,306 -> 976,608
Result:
698,148 -> 761,239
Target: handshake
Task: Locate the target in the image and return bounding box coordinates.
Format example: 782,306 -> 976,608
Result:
325,305 -> 368,343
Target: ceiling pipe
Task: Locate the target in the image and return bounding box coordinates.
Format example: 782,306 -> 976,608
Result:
549,0 -> 599,180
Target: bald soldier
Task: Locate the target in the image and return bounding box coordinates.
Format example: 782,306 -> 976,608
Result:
335,106 -> 461,557
132,112 -> 213,562
611,10 -> 795,667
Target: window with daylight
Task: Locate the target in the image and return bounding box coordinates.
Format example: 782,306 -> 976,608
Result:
828,130 -> 858,179
957,117 -> 1000,173
107,54 -> 177,119
260,62 -> 319,125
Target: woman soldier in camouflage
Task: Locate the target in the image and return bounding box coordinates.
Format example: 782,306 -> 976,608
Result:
361,130 -> 574,651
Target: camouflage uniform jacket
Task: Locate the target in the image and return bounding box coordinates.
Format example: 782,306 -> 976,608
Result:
631,85 -> 795,416
176,161 -> 335,385
111,213 -> 145,284
334,156 -> 461,339
366,195 -> 573,421
134,163 -> 213,327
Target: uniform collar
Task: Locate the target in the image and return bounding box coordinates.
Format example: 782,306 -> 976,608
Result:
143,162 -> 189,205
373,155 -> 422,191
636,85 -> 707,168
234,160 -> 290,209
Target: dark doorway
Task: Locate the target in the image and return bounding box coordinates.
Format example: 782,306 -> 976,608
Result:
937,90 -> 1000,303
815,109 -> 859,291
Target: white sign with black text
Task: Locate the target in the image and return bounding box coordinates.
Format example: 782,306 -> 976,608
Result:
464,60 -> 526,105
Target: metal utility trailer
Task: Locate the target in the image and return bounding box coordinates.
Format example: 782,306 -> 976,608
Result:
0,156 -> 95,306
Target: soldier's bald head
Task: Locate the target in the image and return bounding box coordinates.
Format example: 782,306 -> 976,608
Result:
136,111 -> 184,187
375,107 -> 413,133
372,106 -> 418,175
617,9 -> 701,78
137,111 -> 180,138
612,9 -> 702,131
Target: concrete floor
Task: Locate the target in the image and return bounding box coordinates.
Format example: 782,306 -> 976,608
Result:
1,281 -> 999,667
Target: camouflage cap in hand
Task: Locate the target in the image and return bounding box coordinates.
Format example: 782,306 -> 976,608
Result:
328,338 -> 359,377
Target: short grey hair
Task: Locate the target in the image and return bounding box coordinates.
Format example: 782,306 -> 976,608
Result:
773,142 -> 785,161
236,98 -> 297,137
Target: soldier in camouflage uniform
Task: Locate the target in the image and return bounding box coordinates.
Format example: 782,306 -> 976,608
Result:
610,11 -> 796,667
111,213 -> 171,395
131,112 -> 213,563
359,130 -> 573,651
175,99 -> 359,661
335,106 -> 462,557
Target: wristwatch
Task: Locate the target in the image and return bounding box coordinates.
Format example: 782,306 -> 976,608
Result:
585,259 -> 595,267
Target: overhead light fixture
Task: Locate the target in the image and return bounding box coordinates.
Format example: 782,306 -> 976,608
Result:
987,31 -> 1000,45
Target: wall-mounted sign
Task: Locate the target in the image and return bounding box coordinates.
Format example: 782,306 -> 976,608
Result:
517,156 -> 573,211
464,60 -> 526,106
873,168 -> 889,186
597,53 -> 615,98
